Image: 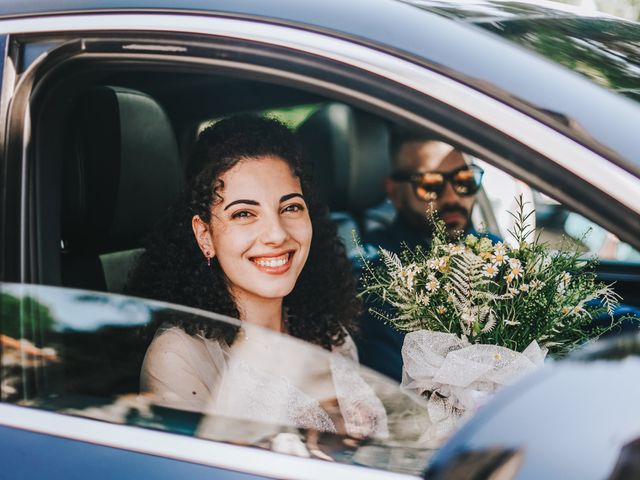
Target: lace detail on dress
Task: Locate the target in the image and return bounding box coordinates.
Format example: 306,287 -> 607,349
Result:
214,359 -> 336,433
141,326 -> 390,437
330,335 -> 390,438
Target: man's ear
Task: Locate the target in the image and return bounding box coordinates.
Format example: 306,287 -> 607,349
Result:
192,215 -> 215,257
385,177 -> 402,209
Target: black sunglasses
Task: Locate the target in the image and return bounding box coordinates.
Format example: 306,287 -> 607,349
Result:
390,164 -> 484,201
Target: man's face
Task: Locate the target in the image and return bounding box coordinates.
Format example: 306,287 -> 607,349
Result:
387,141 -> 477,238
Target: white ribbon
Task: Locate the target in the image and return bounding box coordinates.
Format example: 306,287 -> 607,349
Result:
401,330 -> 546,447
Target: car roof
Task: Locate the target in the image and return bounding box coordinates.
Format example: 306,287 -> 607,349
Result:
0,0 -> 638,173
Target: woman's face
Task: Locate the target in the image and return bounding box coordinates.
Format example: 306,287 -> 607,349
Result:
193,156 -> 312,304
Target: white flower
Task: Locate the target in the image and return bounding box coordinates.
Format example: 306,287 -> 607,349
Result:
530,279 -> 544,290
427,259 -> 439,270
461,310 -> 475,326
425,275 -> 440,292
509,261 -> 523,280
399,266 -> 418,291
508,287 -> 519,295
494,242 -> 507,254
491,251 -> 509,266
508,258 -> 522,269
482,262 -> 499,278
416,291 -> 430,306
519,283 -> 530,292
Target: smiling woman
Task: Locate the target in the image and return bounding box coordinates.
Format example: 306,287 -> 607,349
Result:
191,156 -> 313,331
125,115 -> 386,439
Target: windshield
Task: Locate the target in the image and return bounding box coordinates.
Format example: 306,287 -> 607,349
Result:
476,17 -> 640,103
0,283 -> 432,476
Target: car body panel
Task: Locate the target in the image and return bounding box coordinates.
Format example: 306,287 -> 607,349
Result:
0,422 -> 267,480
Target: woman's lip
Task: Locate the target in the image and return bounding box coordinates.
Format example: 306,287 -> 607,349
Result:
250,252 -> 294,274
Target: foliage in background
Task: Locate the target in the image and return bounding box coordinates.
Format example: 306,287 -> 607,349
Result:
0,293 -> 55,345
556,0 -> 640,21
360,196 -> 622,356
263,104 -> 321,129
198,104 -> 321,136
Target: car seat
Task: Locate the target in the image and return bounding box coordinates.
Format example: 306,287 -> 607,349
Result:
60,86 -> 183,293
297,103 -> 390,260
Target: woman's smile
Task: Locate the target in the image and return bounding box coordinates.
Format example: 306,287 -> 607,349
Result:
250,251 -> 294,274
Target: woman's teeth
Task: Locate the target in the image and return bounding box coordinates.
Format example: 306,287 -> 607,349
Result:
253,254 -> 289,267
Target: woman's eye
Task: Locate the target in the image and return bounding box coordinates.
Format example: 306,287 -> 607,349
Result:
282,203 -> 305,214
231,210 -> 254,220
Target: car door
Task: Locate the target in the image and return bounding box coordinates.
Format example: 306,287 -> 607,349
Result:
0,9 -> 639,480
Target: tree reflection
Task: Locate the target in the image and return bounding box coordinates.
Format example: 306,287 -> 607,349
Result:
1,293 -> 58,401
480,18 -> 640,103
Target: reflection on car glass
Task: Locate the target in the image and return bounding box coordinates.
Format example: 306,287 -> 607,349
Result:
2,283 -> 436,476
564,213 -> 640,262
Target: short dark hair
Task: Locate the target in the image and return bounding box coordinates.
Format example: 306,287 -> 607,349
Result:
389,125 -> 449,169
127,115 -> 360,349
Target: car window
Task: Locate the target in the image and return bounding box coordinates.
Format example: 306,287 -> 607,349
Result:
476,159 -> 640,265
0,283 -> 433,475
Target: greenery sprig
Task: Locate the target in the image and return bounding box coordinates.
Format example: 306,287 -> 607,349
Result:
359,196 -> 624,356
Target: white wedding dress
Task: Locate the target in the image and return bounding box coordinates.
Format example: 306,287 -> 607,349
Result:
140,324 -> 389,440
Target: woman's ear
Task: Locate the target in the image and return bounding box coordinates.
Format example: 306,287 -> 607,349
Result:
192,215 -> 215,258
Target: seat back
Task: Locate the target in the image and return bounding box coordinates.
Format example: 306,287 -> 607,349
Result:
61,86 -> 183,292
297,103 -> 390,259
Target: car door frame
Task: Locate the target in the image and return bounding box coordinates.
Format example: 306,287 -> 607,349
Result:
0,12 -> 639,286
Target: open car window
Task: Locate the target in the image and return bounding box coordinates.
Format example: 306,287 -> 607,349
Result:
0,283 -> 433,475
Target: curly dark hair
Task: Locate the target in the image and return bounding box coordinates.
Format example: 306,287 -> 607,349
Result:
126,115 -> 360,349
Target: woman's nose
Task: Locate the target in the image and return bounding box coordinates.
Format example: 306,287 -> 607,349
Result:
260,214 -> 289,245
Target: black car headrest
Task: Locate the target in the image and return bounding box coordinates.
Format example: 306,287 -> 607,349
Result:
62,86 -> 183,253
297,103 -> 389,212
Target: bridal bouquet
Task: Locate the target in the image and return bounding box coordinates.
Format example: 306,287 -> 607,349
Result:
360,196 -> 622,446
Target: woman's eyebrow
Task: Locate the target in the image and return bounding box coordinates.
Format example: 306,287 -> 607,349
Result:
280,193 -> 305,203
223,199 -> 259,211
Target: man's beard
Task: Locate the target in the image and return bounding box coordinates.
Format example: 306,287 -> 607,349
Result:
402,203 -> 470,241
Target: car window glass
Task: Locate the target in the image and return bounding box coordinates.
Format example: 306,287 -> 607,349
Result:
0,283 -> 433,475
475,159 -> 640,265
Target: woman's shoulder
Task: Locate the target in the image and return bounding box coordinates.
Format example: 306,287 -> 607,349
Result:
147,325 -> 198,353
332,330 -> 359,362
144,325 -> 230,371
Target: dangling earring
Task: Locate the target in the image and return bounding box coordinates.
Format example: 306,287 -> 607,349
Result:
205,251 -> 212,267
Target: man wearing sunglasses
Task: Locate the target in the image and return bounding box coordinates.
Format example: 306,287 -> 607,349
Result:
356,134 -> 499,382
386,139 -> 483,239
